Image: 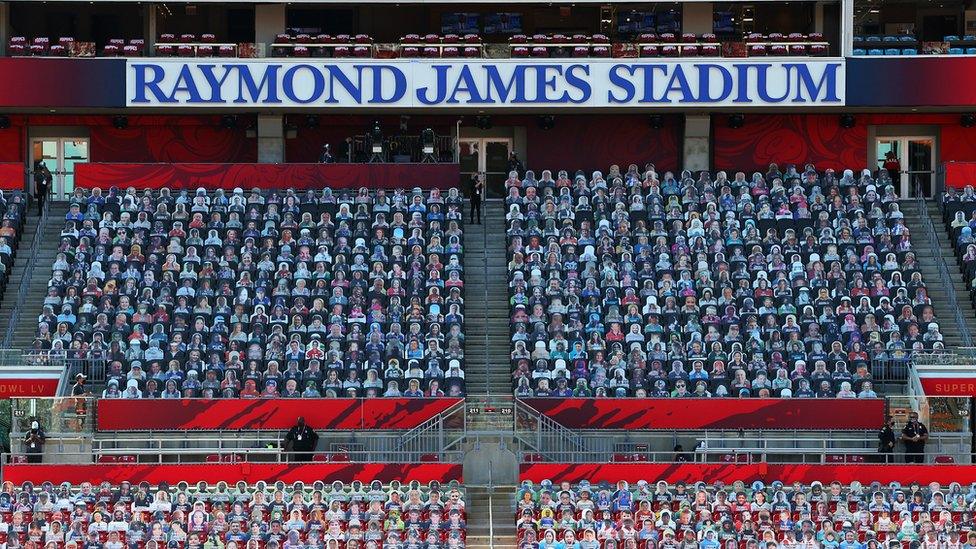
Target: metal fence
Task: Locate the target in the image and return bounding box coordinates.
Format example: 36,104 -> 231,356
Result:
913,195 -> 975,347
3,199 -> 47,347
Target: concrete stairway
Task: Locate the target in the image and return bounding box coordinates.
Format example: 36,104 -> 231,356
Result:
0,206 -> 65,349
900,199 -> 976,348
462,199 -> 513,396
0,213 -> 41,333
464,486 -> 517,549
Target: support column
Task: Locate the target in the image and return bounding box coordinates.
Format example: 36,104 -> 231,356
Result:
814,2 -> 825,34
255,4 -> 286,56
0,2 -> 10,57
683,115 -> 711,172
682,3 -> 714,35
144,3 -> 157,53
841,0 -> 854,56
257,114 -> 284,163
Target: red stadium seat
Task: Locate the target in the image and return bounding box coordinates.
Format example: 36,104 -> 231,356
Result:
640,45 -> 659,57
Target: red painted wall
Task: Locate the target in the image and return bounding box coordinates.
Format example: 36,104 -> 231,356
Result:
0,115 -> 256,165
712,113 -> 976,172
518,114 -> 682,174
285,114 -> 683,173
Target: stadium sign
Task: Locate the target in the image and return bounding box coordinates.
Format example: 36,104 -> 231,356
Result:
127,59 -> 845,108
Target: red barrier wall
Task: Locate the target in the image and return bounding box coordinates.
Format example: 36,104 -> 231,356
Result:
96,398 -> 461,431
712,113 -> 976,173
519,398 -> 885,430
945,162 -> 976,189
0,163 -> 23,191
75,163 -> 461,190
520,463 -> 976,485
4,463 -> 462,485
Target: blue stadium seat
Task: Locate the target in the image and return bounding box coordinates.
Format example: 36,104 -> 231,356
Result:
884,48 -> 900,55
852,48 -> 866,56
901,48 -> 917,55
944,35 -> 960,42
950,47 -> 965,54
868,48 -> 883,55
967,47 -> 976,55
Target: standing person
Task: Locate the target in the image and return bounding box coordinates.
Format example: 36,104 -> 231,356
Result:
33,162 -> 50,216
283,416 -> 318,462
70,373 -> 91,397
878,416 -> 896,463
901,412 -> 928,463
24,419 -> 45,463
883,150 -> 901,183
507,151 -> 524,174
469,173 -> 484,225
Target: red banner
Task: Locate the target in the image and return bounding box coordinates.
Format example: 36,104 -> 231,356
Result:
0,163 -> 24,191
0,379 -> 59,398
4,463 -> 462,485
944,161 -> 976,189
519,398 -> 885,430
520,463 -> 976,485
96,398 -> 462,431
75,163 -> 460,190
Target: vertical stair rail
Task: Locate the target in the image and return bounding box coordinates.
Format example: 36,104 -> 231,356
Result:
914,196 -> 974,347
4,202 -> 49,347
392,399 -> 466,461
514,399 -> 587,462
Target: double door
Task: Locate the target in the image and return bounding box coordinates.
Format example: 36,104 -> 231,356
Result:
31,138 -> 90,199
875,136 -> 936,198
459,138 -> 512,198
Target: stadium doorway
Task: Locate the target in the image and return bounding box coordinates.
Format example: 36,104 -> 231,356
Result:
459,137 -> 512,198
30,138 -> 89,200
874,135 -> 937,198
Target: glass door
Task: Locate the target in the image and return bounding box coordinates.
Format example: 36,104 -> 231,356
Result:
457,137 -> 512,198
483,139 -> 512,198
31,138 -> 89,200
906,138 -> 935,198
459,139 -> 480,192
874,136 -> 937,198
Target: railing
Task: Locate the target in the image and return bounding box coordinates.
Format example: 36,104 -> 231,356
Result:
513,399 -> 585,461
3,199 -> 47,347
394,398 -> 466,461
481,199 -> 490,397
870,349 -> 912,383
487,461 -> 495,549
88,431 -> 465,464
913,195 -> 975,346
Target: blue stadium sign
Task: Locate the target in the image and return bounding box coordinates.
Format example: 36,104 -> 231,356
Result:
126,59 -> 845,108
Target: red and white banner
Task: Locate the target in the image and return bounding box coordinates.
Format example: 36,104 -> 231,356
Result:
916,364 -> 976,396
0,365 -> 63,398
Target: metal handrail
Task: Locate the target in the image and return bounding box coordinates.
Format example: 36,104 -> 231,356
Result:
4,201 -> 48,347
914,195 -> 975,346
487,460 -> 495,549
482,199 -> 490,397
